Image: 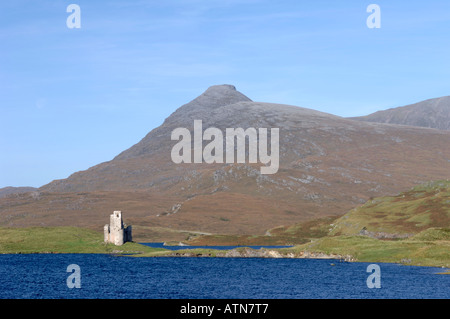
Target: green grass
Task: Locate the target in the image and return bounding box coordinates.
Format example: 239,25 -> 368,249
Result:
307,181 -> 450,268
411,227 -> 450,241
0,226 -> 164,254
284,228 -> 450,268
329,180 -> 450,236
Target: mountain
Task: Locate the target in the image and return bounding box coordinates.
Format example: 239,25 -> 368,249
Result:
115,84 -> 252,161
350,96 -> 450,130
1,85 -> 450,241
0,187 -> 37,198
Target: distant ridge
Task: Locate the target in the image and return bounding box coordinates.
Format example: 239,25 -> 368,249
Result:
0,186 -> 37,198
350,96 -> 450,130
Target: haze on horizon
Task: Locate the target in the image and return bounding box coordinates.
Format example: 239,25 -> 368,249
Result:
1,0 -> 450,188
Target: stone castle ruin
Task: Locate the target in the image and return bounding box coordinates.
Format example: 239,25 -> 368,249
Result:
104,211 -> 132,246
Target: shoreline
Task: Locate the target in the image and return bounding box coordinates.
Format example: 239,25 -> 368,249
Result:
2,248 -> 449,273
131,246 -> 450,272
158,247 -> 355,261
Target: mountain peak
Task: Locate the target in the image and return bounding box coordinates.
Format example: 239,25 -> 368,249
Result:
112,85 -> 252,160
205,84 -> 238,92
184,84 -> 252,110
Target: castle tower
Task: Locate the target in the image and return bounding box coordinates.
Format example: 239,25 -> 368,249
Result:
104,211 -> 132,246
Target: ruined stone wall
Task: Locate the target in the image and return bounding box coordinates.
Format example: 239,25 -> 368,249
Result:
104,211 -> 132,246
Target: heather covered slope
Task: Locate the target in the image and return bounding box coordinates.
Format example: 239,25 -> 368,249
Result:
285,180 -> 450,267
329,180 -> 450,238
187,180 -> 450,245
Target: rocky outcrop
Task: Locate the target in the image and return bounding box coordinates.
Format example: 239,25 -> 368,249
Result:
167,247 -> 355,261
359,228 -> 413,239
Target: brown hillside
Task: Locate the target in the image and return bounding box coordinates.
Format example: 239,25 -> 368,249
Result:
1,85 -> 449,241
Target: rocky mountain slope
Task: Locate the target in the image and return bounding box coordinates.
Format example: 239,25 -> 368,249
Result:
1,85 -> 450,240
0,187 -> 37,198
350,96 -> 450,130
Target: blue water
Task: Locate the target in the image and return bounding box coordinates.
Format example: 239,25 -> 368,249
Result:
0,254 -> 448,299
141,242 -> 293,250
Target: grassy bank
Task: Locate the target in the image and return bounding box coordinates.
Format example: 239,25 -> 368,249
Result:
329,180 -> 450,237
283,228 -> 450,268
0,226 -> 164,254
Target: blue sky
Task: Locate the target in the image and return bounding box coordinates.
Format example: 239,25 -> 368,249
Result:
1,0 -> 450,188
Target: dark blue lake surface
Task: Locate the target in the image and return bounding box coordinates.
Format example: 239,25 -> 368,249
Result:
141,242 -> 293,250
0,254 -> 448,299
